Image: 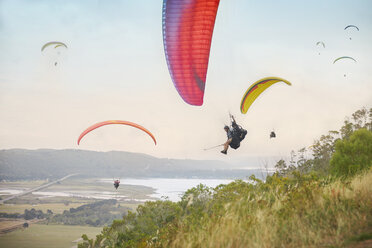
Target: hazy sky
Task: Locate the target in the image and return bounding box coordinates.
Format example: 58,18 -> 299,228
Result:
1,0 -> 371,166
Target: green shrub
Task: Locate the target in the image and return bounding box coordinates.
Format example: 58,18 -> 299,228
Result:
330,129 -> 372,177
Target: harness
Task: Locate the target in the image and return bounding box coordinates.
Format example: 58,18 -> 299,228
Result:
229,122 -> 247,149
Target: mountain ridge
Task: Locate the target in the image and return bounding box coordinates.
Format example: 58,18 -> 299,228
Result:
0,149 -> 260,180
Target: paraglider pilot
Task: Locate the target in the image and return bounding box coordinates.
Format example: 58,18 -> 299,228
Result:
270,131 -> 276,138
114,180 -> 120,190
221,115 -> 247,155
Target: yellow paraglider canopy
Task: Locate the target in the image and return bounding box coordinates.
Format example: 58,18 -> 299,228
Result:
41,41 -> 67,51
240,77 -> 291,114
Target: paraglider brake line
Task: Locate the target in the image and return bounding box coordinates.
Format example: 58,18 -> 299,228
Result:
203,144 -> 224,151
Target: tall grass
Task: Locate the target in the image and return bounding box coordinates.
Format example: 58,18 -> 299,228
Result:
167,171 -> 372,248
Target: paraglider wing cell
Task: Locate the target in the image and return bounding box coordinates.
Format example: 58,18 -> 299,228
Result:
77,120 -> 157,145
54,44 -> 66,49
162,0 -> 220,106
240,77 -> 292,114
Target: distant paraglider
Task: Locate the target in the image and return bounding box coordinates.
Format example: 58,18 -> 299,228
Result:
333,56 -> 357,64
333,56 -> 356,77
41,41 -> 67,66
77,120 -> 157,146
240,77 -> 292,114
162,0 -> 220,106
41,41 -> 67,51
344,25 -> 359,40
344,25 -> 359,31
316,41 -> 325,48
114,179 -> 120,190
316,41 -> 325,55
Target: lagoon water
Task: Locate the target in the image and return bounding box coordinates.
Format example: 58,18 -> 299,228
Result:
0,189 -> 24,195
101,178 -> 235,202
0,178 -> 236,202
32,190 -> 131,200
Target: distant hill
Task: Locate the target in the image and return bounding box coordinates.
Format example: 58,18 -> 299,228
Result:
0,149 -> 260,180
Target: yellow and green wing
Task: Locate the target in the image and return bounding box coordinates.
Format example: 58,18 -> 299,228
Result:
240,77 -> 291,114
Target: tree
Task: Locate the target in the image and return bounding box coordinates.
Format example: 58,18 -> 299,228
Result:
275,159 -> 288,176
78,234 -> 105,248
330,129 -> 372,177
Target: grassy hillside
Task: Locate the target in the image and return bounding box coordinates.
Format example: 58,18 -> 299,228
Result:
79,170 -> 371,248
165,170 -> 372,248
78,108 -> 372,248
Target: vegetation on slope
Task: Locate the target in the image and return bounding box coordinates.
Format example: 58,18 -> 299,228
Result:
49,200 -> 130,227
0,200 -> 130,227
79,108 -> 372,248
0,208 -> 52,220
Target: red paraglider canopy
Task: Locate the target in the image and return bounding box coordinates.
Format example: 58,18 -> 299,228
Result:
162,0 -> 220,106
77,120 -> 157,145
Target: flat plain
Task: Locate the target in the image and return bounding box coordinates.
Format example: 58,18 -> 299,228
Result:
0,224 -> 102,248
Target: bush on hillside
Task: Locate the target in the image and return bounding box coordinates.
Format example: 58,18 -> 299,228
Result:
330,129 -> 372,177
